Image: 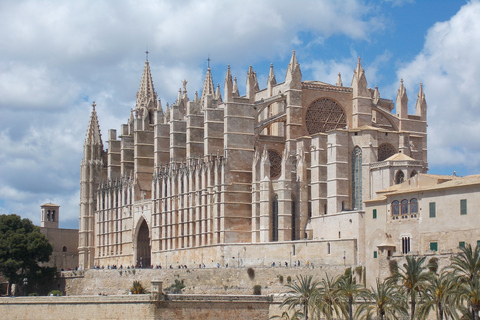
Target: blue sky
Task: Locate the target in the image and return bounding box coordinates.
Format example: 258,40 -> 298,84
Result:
0,0 -> 478,228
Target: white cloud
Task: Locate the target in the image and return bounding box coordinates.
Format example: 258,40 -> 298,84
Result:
397,1 -> 480,171
0,0 -> 384,228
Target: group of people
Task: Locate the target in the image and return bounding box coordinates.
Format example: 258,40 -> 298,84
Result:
271,260 -> 314,268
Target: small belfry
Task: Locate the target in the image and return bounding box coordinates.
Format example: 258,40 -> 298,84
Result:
78,52 -> 428,271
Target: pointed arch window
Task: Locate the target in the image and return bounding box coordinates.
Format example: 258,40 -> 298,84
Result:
410,170 -> 417,178
395,170 -> 405,184
352,146 -> 363,210
272,195 -> 279,242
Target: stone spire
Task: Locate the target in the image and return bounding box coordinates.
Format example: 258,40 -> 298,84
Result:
396,79 -> 408,118
267,63 -> 276,96
285,51 -> 302,88
351,58 -> 368,97
200,67 -> 215,107
233,77 -> 240,97
373,86 -> 380,105
336,72 -> 343,86
84,102 -> 103,149
224,65 -> 233,102
215,83 -> 222,102
415,82 -> 427,120
246,66 -> 256,102
136,59 -> 157,111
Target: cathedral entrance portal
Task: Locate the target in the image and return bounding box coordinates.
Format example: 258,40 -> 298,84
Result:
136,219 -> 151,268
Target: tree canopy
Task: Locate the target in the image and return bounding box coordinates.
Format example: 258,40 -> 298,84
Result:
0,214 -> 53,295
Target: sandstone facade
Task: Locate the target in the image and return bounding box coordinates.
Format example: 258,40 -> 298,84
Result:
78,52 -> 428,274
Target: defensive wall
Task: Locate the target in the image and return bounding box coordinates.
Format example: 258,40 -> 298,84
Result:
0,294 -> 274,320
63,264 -> 351,296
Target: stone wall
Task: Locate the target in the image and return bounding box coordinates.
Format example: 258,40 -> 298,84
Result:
62,264 -> 351,296
0,294 -> 270,320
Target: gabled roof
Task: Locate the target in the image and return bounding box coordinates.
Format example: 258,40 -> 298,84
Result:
367,173 -> 480,202
384,153 -> 415,161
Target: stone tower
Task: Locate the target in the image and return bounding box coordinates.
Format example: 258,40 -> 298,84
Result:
40,203 -> 60,228
79,102 -> 105,270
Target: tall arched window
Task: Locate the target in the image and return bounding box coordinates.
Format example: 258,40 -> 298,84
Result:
272,195 -> 279,242
395,170 -> 405,184
410,198 -> 418,214
352,146 -> 363,210
392,201 -> 400,216
410,170 -> 417,178
291,197 -> 296,240
401,199 -> 409,215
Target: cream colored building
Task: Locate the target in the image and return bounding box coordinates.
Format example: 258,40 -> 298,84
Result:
40,203 -> 79,270
79,53 -> 428,270
364,173 -> 480,286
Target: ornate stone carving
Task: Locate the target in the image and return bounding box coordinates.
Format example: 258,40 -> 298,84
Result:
305,98 -> 346,135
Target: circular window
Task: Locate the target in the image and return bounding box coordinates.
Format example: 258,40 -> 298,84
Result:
305,98 -> 346,135
378,143 -> 396,161
268,150 -> 282,179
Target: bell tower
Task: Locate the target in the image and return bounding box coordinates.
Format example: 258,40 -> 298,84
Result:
41,203 -> 60,228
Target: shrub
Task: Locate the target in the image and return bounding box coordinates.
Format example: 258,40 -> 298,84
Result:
286,276 -> 292,284
279,275 -> 284,284
247,267 -> 255,280
48,290 -> 62,296
253,285 -> 261,295
130,281 -> 146,294
165,279 -> 185,294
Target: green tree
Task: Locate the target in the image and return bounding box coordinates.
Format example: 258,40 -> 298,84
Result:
280,275 -> 319,320
450,243 -> 480,320
389,255 -> 432,320
414,270 -> 458,320
312,273 -> 343,320
337,268 -> 369,320
356,278 -> 408,320
0,214 -> 53,295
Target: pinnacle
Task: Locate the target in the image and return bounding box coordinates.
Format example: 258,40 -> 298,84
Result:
200,67 -> 215,107
136,59 -> 157,110
85,102 -> 102,147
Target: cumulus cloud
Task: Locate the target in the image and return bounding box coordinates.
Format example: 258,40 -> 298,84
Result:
0,0 -> 385,228
397,1 -> 480,171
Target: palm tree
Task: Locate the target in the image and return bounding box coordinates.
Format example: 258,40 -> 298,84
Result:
280,275 -> 319,320
270,310 -> 303,320
389,255 -> 432,320
312,273 -> 343,320
454,275 -> 480,320
337,268 -> 369,320
355,278 -> 408,320
450,243 -> 480,283
450,243 -> 480,320
414,270 -> 458,320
